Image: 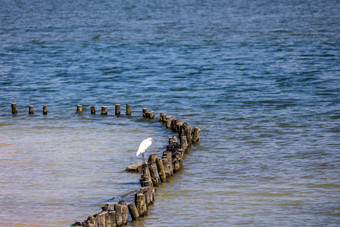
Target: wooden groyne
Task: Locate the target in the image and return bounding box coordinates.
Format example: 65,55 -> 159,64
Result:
8,103 -> 200,226
71,107 -> 199,226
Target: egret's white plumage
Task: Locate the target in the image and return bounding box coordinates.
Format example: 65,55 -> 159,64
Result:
136,137 -> 152,162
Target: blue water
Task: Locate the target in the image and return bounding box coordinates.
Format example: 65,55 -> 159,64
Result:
0,0 -> 340,226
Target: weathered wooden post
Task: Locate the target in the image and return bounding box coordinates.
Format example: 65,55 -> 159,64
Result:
128,202 -> 139,220
176,119 -> 183,133
107,210 -> 116,226
43,105 -> 48,115
148,110 -> 155,119
148,155 -> 160,186
172,151 -> 183,172
142,108 -> 147,117
180,135 -> 188,151
76,105 -> 82,113
95,211 -> 106,227
192,127 -> 200,143
141,186 -> 154,205
160,113 -> 166,122
118,201 -> 128,225
91,106 -> 96,115
115,104 -> 121,116
101,106 -> 108,115
180,123 -> 192,147
162,151 -> 174,177
28,105 -> 34,115
126,104 -> 132,116
169,136 -> 178,144
165,116 -> 172,128
114,203 -> 123,226
140,163 -> 153,187
135,193 -> 147,217
11,103 -> 17,114
156,158 -> 166,183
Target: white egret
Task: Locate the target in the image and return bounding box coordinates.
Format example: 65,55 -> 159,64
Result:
136,137 -> 152,162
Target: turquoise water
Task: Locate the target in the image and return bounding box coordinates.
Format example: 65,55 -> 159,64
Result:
0,0 -> 340,226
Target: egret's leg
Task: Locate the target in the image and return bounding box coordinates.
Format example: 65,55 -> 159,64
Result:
142,153 -> 145,162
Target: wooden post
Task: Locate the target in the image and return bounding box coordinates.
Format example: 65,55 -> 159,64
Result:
76,105 -> 82,113
135,193 -> 147,217
91,106 -> 96,115
101,106 -> 108,115
115,104 -> 121,116
169,136 -> 178,144
192,127 -> 200,143
11,103 -> 17,114
128,202 -> 139,220
148,110 -> 155,119
162,151 -> 174,177
171,119 -> 182,132
141,187 -> 153,205
173,151 -> 183,172
114,204 -> 123,226
148,155 -> 160,186
140,163 -> 153,187
176,119 -> 183,133
107,210 -> 116,226
180,123 -> 192,147
160,113 -> 166,122
142,108 -> 147,117
28,105 -> 34,115
43,105 -> 48,115
180,135 -> 188,151
126,104 -> 132,116
118,201 -> 128,225
95,211 -> 106,227
165,116 -> 172,128
156,158 -> 166,183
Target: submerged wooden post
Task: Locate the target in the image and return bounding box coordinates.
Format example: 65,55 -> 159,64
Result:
11,103 -> 17,114
126,104 -> 132,116
91,106 -> 96,115
142,108 -> 147,118
115,104 -> 121,116
101,106 -> 108,115
76,105 -> 82,113
192,127 -> 200,143
43,105 -> 48,115
28,105 -> 34,115
128,202 -> 139,220
156,158 -> 166,183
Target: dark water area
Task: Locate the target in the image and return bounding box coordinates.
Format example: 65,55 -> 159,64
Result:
0,0 -> 340,226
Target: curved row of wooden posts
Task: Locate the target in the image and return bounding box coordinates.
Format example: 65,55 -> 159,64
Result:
8,102 -> 200,227
70,105 -> 200,227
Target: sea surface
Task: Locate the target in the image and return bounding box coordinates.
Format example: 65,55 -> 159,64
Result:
0,0 -> 340,226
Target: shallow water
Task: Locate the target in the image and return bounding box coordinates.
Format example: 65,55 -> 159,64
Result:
0,0 -> 340,226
